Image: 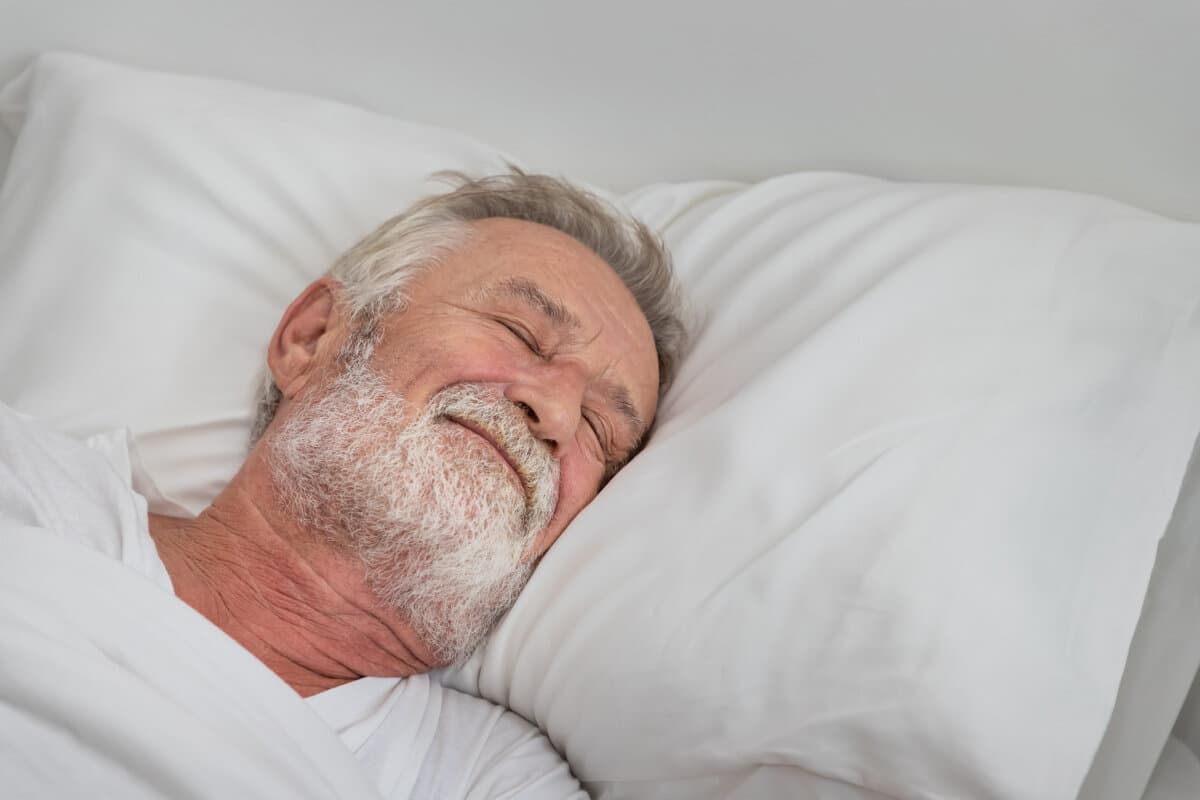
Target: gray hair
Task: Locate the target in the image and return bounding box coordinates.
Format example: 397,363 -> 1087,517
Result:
250,169 -> 687,444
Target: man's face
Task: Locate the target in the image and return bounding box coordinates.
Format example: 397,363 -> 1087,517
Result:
269,217 -> 660,662
353,217 -> 660,556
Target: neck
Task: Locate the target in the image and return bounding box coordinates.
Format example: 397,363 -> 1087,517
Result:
148,453 -> 440,697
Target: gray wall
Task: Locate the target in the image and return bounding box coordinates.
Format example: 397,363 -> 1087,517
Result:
2,0 -> 1198,220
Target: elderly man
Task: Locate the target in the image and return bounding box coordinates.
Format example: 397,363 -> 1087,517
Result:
0,171 -> 686,798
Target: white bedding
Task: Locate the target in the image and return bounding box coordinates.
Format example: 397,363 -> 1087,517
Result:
1080,437 -> 1200,799
0,405 -> 587,799
4,54 -> 1200,799
456,175 -> 1200,798
0,411 -> 381,799
0,532 -> 384,798
1142,738 -> 1200,800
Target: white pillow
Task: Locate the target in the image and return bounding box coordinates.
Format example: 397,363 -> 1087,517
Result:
0,53 -> 514,513
457,177 -> 1200,799
1143,738 -> 1200,800
4,53 -> 1200,800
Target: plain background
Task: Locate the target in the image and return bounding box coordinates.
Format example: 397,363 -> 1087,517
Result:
1,0 -> 1198,221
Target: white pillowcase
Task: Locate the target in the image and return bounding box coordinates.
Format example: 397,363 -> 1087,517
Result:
4,53 -> 1200,800
0,53 -> 513,513
1144,738 -> 1200,800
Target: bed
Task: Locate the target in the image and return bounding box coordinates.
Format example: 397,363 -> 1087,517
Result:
1,3 -> 1199,799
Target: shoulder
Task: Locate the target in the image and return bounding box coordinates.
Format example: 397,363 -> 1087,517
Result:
0,402 -> 163,582
0,402 -> 128,524
415,684 -> 589,800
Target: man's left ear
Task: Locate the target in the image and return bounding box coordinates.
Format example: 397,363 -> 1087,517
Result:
266,277 -> 347,401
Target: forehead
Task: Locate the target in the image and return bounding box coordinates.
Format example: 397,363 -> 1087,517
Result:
410,217 -> 660,414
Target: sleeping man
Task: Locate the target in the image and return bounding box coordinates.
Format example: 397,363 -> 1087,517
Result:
0,171 -> 686,798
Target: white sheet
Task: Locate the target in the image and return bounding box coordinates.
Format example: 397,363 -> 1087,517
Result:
0,405 -> 585,799
311,676 -> 588,799
1079,435 -> 1200,799
0,530 -> 389,798
0,405 -> 382,798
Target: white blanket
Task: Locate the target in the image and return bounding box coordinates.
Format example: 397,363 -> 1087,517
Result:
0,405 -> 585,799
0,526 -> 385,799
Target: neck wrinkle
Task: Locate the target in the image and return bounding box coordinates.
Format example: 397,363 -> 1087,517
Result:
147,454 -> 441,697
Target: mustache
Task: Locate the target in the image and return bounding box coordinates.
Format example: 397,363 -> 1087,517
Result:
426,383 -> 560,534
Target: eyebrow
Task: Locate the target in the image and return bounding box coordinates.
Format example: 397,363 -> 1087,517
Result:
493,277 -> 580,331
485,276 -> 648,454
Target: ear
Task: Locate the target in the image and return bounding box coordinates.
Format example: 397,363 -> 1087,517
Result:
266,277 -> 347,401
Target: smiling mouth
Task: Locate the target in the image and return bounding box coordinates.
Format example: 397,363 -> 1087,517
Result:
445,416 -> 528,496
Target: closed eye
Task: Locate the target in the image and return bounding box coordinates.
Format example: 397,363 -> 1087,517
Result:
500,319 -> 544,357
583,410 -> 607,453
584,409 -> 626,478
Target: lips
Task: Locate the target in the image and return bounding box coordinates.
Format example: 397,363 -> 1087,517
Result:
445,415 -> 528,497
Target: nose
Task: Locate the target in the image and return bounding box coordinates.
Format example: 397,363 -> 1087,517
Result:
505,364 -> 586,458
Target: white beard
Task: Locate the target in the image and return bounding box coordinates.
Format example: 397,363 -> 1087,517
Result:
267,359 -> 559,664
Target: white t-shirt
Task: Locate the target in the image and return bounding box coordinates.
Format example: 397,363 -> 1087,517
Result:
0,403 -> 586,800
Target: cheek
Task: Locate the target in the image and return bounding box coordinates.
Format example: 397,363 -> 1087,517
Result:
382,335 -> 519,398
537,452 -> 603,551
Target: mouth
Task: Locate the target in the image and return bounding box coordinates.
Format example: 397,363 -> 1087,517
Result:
445,415 -> 529,498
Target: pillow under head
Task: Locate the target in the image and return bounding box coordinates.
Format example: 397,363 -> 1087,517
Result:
4,53 -> 1200,800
